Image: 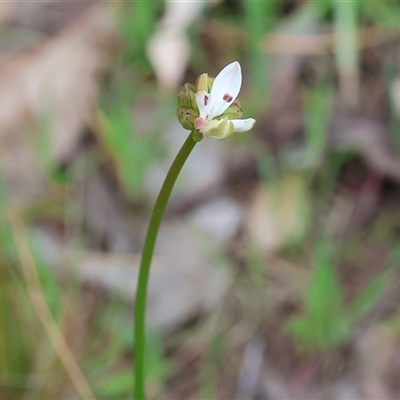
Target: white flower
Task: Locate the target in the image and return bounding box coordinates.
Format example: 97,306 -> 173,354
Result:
193,61 -> 256,140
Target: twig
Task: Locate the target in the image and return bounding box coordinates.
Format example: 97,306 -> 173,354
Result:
8,204 -> 97,400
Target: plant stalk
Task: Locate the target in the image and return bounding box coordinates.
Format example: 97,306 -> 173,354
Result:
134,133 -> 197,400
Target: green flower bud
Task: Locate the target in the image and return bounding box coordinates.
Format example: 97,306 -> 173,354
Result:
177,83 -> 197,110
196,74 -> 214,92
206,77 -> 214,92
176,108 -> 198,130
196,73 -> 208,92
220,100 -> 243,120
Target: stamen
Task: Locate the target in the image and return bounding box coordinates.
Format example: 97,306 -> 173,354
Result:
223,93 -> 233,102
204,95 -> 209,106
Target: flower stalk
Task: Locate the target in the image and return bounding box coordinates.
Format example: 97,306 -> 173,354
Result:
134,133 -> 196,400
134,61 -> 255,400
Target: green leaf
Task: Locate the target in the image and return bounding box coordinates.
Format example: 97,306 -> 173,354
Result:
362,1 -> 400,31
144,333 -> 175,381
348,271 -> 389,322
333,0 -> 360,100
96,369 -> 132,399
99,106 -> 154,194
304,84 -> 333,166
285,239 -> 351,351
285,316 -> 315,343
306,241 -> 343,321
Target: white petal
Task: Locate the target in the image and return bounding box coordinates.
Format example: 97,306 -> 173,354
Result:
208,61 -> 242,118
195,90 -> 212,119
231,118 -> 256,132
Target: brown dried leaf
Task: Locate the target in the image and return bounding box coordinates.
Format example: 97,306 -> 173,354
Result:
0,4 -> 118,200
246,173 -> 310,254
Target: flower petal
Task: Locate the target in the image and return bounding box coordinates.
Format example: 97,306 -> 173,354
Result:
208,61 -> 242,119
202,117 -> 234,140
231,118 -> 256,132
194,117 -> 209,131
195,90 -> 212,119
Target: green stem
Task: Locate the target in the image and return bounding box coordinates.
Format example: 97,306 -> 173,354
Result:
134,133 -> 197,400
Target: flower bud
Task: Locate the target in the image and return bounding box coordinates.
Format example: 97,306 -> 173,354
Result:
196,73 -> 208,92
176,108 -> 198,130
177,83 -> 197,110
196,74 -> 214,92
206,77 -> 214,92
221,100 -> 243,120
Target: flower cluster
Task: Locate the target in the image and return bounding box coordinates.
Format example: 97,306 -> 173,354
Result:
177,61 -> 256,141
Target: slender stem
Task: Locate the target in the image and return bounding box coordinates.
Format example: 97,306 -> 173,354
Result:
134,133 -> 197,400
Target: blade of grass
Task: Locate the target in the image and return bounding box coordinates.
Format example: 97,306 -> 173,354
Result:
349,270 -> 390,322
333,0 -> 359,106
8,205 -> 96,400
362,0 -> 400,31
243,0 -> 274,106
304,83 -> 332,166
